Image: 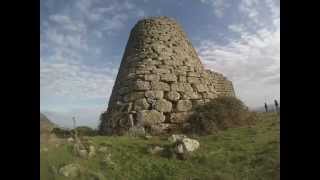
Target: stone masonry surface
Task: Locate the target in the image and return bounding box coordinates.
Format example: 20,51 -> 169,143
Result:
99,16 -> 236,135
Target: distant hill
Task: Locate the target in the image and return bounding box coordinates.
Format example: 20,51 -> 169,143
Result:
40,112 -> 56,134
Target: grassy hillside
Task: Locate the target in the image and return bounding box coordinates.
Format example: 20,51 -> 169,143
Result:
40,112 -> 279,180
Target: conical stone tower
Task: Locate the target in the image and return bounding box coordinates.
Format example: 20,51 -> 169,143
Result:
99,16 -> 235,135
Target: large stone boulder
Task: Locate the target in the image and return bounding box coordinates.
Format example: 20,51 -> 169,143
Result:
169,112 -> 193,123
161,74 -> 177,82
176,100 -> 192,112
134,98 -> 150,111
128,126 -> 146,136
136,110 -> 165,126
154,99 -> 172,112
166,91 -> 180,101
145,90 -> 164,99
179,138 -> 200,152
174,137 -> 200,155
145,74 -> 160,81
151,81 -> 170,91
134,80 -> 150,90
168,134 -> 187,143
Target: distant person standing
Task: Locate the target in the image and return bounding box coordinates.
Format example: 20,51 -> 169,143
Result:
274,99 -> 280,114
264,102 -> 268,112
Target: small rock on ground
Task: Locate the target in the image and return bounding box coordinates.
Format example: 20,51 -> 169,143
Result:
59,163 -> 80,178
168,134 -> 188,143
148,146 -> 164,154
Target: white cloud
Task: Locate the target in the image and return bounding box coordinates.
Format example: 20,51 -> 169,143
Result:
49,14 -> 71,24
199,0 -> 232,18
228,24 -> 247,34
41,60 -> 117,100
196,0 -> 280,107
102,14 -> 129,32
41,0 -> 146,106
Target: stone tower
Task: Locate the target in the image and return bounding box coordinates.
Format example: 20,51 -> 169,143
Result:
99,16 -> 235,135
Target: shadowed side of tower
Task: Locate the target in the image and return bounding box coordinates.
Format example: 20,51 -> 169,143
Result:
99,16 -> 235,135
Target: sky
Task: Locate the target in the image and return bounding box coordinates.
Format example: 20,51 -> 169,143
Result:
40,0 -> 280,128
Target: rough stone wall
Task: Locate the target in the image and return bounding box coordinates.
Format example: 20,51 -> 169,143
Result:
99,16 -> 236,135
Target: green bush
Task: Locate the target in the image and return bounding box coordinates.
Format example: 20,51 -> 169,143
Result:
185,96 -> 257,135
51,127 -> 72,138
72,126 -> 97,136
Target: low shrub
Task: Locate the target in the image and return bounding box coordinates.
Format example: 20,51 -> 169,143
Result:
72,126 -> 98,137
51,127 -> 72,138
185,96 -> 257,135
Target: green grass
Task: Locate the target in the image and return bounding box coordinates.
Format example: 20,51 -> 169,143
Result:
40,112 -> 280,180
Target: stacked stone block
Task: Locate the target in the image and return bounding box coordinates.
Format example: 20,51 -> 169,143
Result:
99,16 -> 236,135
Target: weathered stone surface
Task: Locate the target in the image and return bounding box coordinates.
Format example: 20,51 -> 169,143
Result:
150,123 -> 171,134
192,100 -> 204,107
123,92 -> 146,102
182,91 -> 201,100
202,92 -> 218,99
145,90 -> 164,99
166,91 -> 180,101
151,81 -> 170,91
135,69 -> 150,75
181,138 -> 200,152
134,80 -> 151,90
178,75 -> 187,82
145,74 -> 160,81
176,100 -> 192,112
174,138 -> 200,153
187,72 -> 200,77
152,68 -> 171,74
161,74 -> 177,82
134,98 -> 150,111
151,44 -> 166,54
118,87 -> 130,95
171,83 -> 193,92
192,84 -> 208,92
136,110 -> 165,126
187,76 -> 200,84
175,143 -> 184,154
170,112 -> 193,123
154,99 -> 172,112
168,134 -> 187,143
128,126 -> 146,136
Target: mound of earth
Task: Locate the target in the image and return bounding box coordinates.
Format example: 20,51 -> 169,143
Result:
40,113 -> 60,144
40,113 -> 55,134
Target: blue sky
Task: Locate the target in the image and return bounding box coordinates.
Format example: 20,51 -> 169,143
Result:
40,0 -> 280,128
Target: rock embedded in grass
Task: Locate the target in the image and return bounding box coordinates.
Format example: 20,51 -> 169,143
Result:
148,146 -> 164,154
98,146 -> 108,153
59,163 -> 80,178
179,138 -> 200,152
67,137 -> 74,143
168,134 -> 188,143
88,145 -> 96,158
